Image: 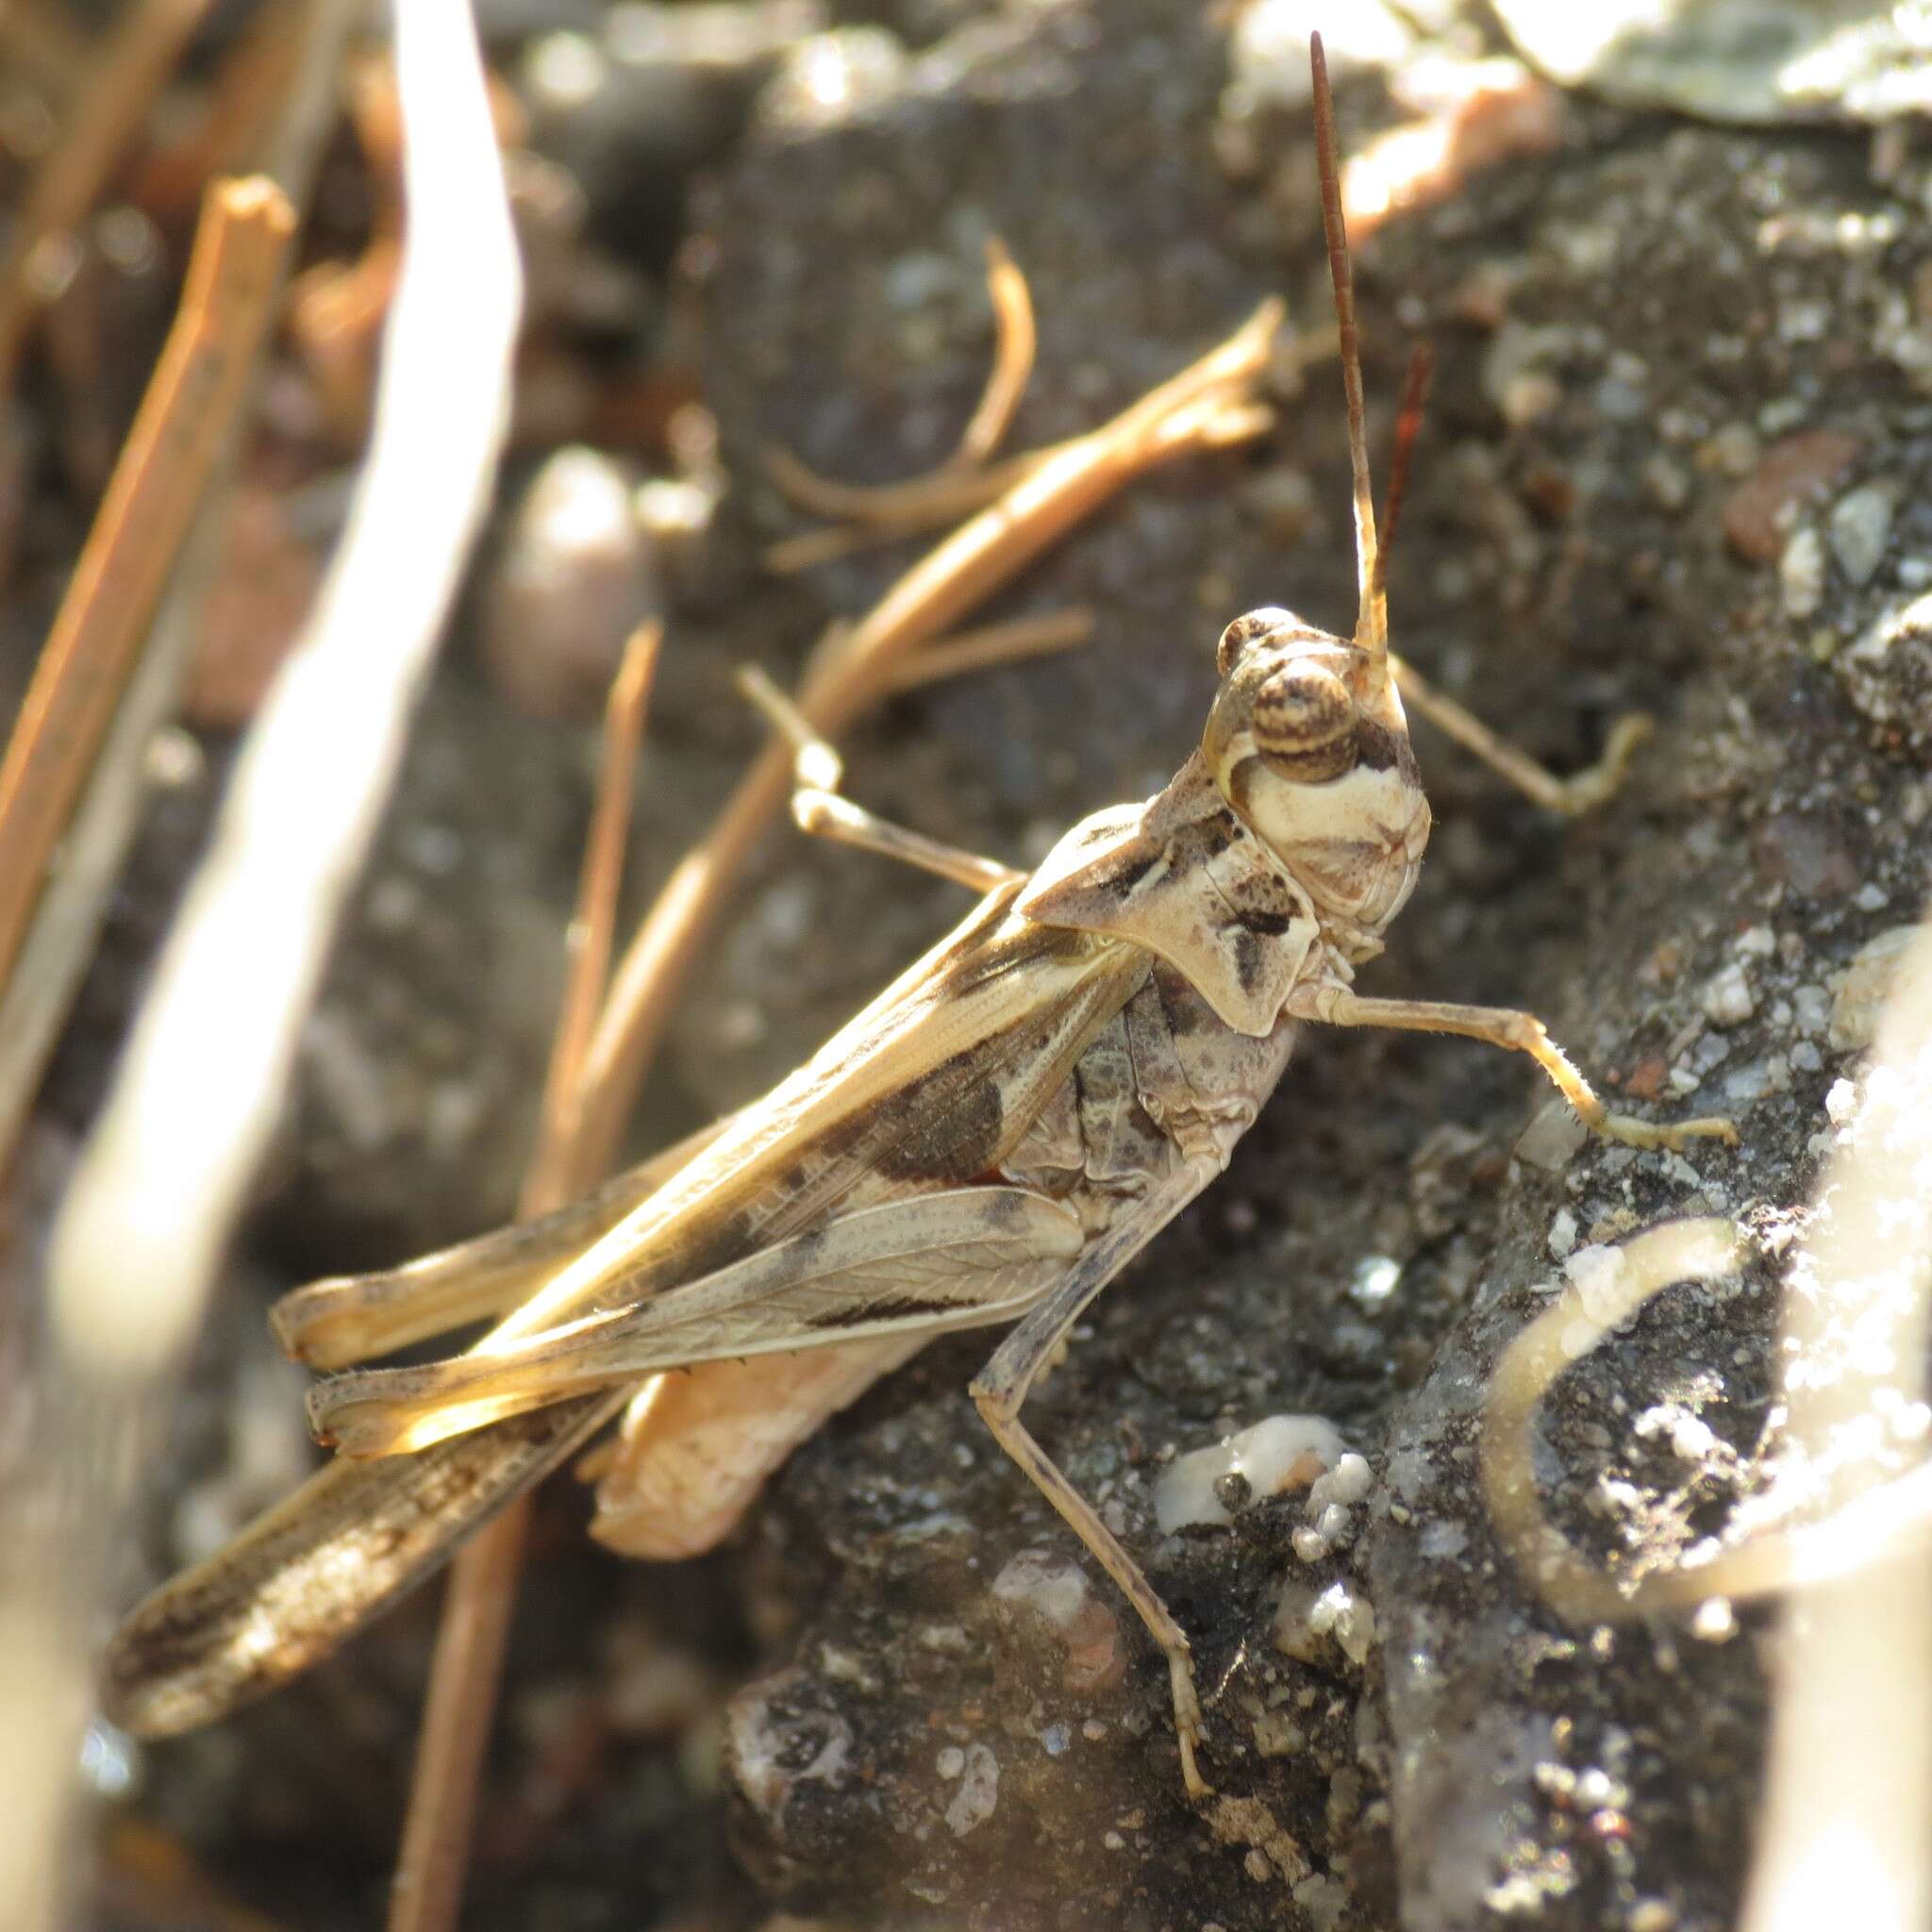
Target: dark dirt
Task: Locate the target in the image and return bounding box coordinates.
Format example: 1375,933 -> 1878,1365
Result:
36,2 -> 1932,1929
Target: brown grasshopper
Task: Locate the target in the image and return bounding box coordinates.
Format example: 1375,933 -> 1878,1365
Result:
102,37 -> 1732,1799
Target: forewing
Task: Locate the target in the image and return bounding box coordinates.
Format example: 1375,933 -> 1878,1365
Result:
410,897 -> 1144,1362
310,1188 -> 1086,1456
271,1113 -> 737,1368
106,893 -> 1143,1736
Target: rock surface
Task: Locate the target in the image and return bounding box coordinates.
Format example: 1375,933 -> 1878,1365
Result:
64,2 -> 1932,1928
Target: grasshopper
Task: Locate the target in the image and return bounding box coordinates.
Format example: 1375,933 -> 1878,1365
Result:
102,37 -> 1732,1799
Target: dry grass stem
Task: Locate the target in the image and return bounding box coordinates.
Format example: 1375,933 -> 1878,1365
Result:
882,607 -> 1096,694
533,625 -> 666,1195
761,449 -> 1044,573
0,0 -> 220,398
1479,1217 -> 1748,1624
759,235 -> 1034,530
576,299 -> 1280,1164
0,176 -> 295,1152
953,238 -> 1037,465
389,627 -> 663,1932
763,302 -> 1329,577
0,0 -> 362,1187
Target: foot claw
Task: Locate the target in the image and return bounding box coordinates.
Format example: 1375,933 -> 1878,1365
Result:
1597,1109 -> 1740,1153
1169,1653 -> 1214,1799
1551,711 -> 1654,815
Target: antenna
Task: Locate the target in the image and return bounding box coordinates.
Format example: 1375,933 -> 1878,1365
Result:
1308,33 -> 1382,658
1367,341 -> 1433,645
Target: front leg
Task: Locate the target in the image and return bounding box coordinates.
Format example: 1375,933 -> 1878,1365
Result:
1288,984 -> 1737,1152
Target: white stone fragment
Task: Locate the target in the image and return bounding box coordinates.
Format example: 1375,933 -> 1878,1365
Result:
1563,1244 -> 1629,1324
1700,960 -> 1756,1026
1154,1415 -> 1346,1533
1351,1254 -> 1402,1305
1274,1579 -> 1377,1667
1316,1503 -> 1353,1544
1548,1206 -> 1579,1259
1828,480 -> 1895,587
1779,524 -> 1824,618
943,1742 -> 998,1837
991,1551 -> 1092,1633
1790,984 -> 1833,1037
1306,1452 -> 1373,1518
1690,1597 -> 1736,1642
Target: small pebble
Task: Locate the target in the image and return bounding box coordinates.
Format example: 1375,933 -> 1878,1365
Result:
1351,1254 -> 1402,1305
1516,1098 -> 1590,1171
1778,525 -> 1824,618
1827,480 -> 1895,587
1306,1453 -> 1373,1517
480,446 -> 656,721
1274,1579 -> 1376,1667
1564,1244 -> 1628,1324
943,1742 -> 998,1837
1690,1597 -> 1736,1642
1154,1415 -> 1344,1532
1699,960 -> 1756,1026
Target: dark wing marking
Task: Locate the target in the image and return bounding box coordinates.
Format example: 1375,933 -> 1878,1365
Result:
272,1113 -> 738,1368
309,1188 -> 1086,1456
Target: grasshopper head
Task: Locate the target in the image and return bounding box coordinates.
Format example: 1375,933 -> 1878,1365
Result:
1198,33 -> 1439,944
1203,608 -> 1428,936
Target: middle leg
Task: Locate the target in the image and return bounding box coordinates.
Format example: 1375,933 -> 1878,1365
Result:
739,662 -> 1024,891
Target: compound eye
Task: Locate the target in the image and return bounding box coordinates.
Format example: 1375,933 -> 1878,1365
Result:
1252,665 -> 1356,774
1217,607 -> 1291,676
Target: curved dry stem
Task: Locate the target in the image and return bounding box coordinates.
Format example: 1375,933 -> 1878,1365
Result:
761,233 -> 1036,525
1480,1217 -> 1748,1624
